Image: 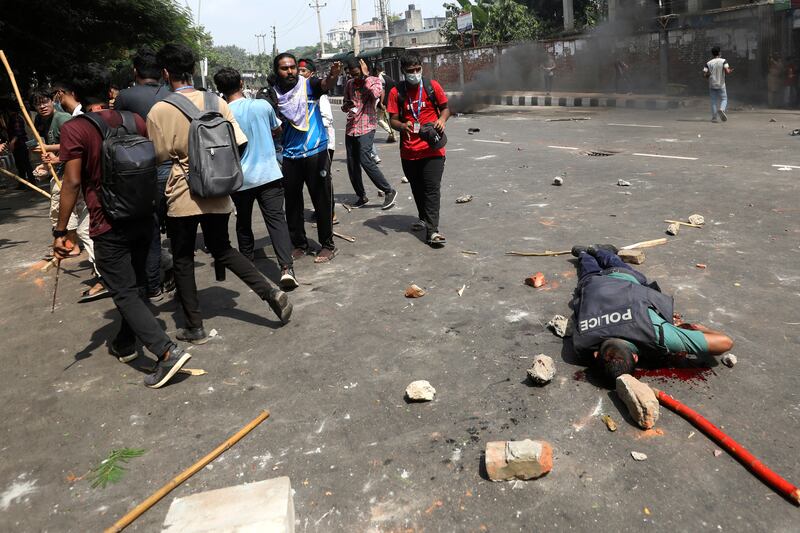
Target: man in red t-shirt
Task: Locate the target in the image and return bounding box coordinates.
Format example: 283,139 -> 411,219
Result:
387,53 -> 451,247
53,64 -> 189,389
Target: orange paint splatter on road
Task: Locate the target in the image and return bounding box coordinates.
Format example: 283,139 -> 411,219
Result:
17,259 -> 50,279
33,277 -> 46,289
636,428 -> 665,439
424,500 -> 444,514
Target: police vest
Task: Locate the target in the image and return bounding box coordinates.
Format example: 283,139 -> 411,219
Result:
572,270 -> 675,357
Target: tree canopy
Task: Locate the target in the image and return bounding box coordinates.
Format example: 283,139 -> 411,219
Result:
0,0 -> 205,88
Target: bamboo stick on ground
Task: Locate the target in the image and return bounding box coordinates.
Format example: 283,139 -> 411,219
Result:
505,250 -> 571,257
0,167 -> 51,198
333,231 -> 356,243
0,50 -> 61,187
664,219 -> 703,228
105,410 -> 270,533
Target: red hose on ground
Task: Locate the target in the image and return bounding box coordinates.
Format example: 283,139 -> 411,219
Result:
654,388 -> 799,506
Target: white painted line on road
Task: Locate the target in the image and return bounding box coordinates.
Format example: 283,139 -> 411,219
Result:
474,139 -> 511,144
548,145 -> 580,150
633,153 -> 698,161
449,148 -> 466,151
608,123 -> 663,128
772,164 -> 800,169
473,155 -> 497,160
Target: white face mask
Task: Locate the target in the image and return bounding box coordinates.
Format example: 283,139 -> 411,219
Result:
405,72 -> 422,85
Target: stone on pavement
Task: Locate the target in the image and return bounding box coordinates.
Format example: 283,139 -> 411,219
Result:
161,476 -> 294,533
527,354 -> 556,384
485,439 -> 553,481
547,314 -> 570,337
616,374 -> 660,429
630,451 -> 648,461
722,353 -> 737,367
404,284 -> 426,298
666,222 -> 680,236
405,380 -> 436,401
618,249 -> 645,265
688,214 -> 705,225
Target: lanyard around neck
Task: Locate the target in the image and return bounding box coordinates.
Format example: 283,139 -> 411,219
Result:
409,83 -> 423,122
175,85 -> 194,92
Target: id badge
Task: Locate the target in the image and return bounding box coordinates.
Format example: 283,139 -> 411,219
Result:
412,122 -> 420,133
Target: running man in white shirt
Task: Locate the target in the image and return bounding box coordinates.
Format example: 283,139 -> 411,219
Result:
703,47 -> 734,123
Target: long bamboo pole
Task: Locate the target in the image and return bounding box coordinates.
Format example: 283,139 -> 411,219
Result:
0,167 -> 51,198
655,388 -> 799,506
104,410 -> 270,532
0,50 -> 61,187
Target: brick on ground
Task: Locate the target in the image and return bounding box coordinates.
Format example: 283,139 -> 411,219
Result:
485,439 -> 553,481
618,249 -> 645,265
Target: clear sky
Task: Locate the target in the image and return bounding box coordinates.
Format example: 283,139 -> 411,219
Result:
193,0 -> 448,54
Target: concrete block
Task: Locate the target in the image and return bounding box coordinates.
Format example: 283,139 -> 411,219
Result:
618,249 -> 645,265
616,374 -> 660,429
485,439 -> 553,481
162,477 -> 294,533
527,354 -> 556,384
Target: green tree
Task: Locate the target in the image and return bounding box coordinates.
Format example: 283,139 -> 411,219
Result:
480,0 -> 542,44
441,0 -> 542,47
0,0 -> 205,87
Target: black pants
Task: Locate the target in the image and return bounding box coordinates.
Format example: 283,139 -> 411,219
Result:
282,151 -> 334,250
231,180 -> 293,269
145,162 -> 171,294
401,156 -> 445,240
345,131 -> 392,199
93,217 -> 173,358
167,213 -> 276,329
13,145 -> 34,183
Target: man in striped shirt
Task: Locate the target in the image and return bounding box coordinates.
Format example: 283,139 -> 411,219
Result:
342,56 -> 397,209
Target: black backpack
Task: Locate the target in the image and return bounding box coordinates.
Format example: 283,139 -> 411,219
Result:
395,77 -> 440,121
81,111 -> 157,221
164,92 -> 243,198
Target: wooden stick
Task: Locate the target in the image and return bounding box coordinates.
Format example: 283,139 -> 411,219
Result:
339,203 -> 353,213
620,238 -> 668,250
0,167 -> 51,198
333,231 -> 356,243
664,219 -> 702,228
505,250 -> 571,257
50,259 -> 61,313
0,50 -> 61,187
104,410 -> 270,533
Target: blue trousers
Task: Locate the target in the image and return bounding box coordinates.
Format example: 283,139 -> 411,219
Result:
710,87 -> 727,119
578,250 -> 648,285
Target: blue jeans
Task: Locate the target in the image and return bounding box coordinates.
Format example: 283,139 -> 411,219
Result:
709,87 -> 727,119
578,250 -> 648,285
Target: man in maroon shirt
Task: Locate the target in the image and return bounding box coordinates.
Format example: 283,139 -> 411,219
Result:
387,53 -> 451,247
53,64 -> 189,389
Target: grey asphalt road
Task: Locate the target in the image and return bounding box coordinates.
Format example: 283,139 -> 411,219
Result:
1,103 -> 799,532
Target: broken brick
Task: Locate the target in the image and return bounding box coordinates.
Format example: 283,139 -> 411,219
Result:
524,272 -> 546,288
618,249 -> 645,265
616,374 -> 660,429
485,439 -> 553,481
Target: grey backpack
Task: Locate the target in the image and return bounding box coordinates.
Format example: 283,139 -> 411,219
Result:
164,91 -> 243,198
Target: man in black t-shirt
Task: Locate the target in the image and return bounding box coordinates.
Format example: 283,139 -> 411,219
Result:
115,46 -> 174,301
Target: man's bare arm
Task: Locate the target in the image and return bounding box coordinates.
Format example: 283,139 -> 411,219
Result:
52,159 -> 82,258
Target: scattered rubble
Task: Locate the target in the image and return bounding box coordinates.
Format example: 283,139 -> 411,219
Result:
630,451 -> 648,461
618,249 -> 645,265
666,223 -> 680,236
547,314 -> 570,337
687,214 -> 705,226
527,355 -> 556,385
722,353 -> 737,368
616,374 -> 660,429
617,179 -> 631,187
405,380 -> 436,401
485,439 -> 553,481
401,176 -> 409,183
455,194 -> 473,204
696,263 -> 707,269
457,284 -> 466,297
601,415 -> 618,432
404,284 -> 426,298
552,176 -> 563,186
524,272 -> 546,288
467,128 -> 480,134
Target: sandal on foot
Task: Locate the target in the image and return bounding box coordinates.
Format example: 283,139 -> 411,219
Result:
314,248 -> 336,263
79,282 -> 110,303
427,233 -> 447,247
